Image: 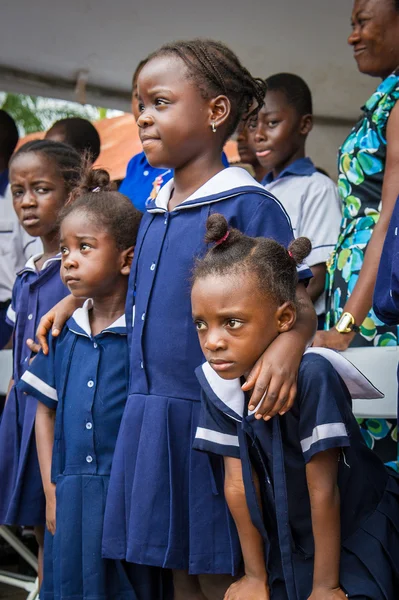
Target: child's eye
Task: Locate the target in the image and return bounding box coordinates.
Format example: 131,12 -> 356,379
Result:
194,321 -> 207,331
268,120 -> 279,128
138,102 -> 145,112
226,319 -> 243,329
36,187 -> 50,194
12,190 -> 23,198
155,98 -> 168,107
60,246 -> 68,255
247,119 -> 257,131
80,243 -> 91,251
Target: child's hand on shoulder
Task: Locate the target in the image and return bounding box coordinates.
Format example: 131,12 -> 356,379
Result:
308,586 -> 348,600
223,575 -> 269,600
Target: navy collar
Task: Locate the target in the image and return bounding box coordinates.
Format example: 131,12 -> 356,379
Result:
146,167 -> 270,213
0,169 -> 9,197
67,299 -> 127,338
262,157 -> 316,185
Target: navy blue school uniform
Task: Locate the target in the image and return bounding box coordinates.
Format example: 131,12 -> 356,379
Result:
0,253 -> 68,525
19,301 -> 166,600
102,167 -> 313,575
193,348 -> 399,599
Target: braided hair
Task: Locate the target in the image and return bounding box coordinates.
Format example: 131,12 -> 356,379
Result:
60,165 -> 142,250
10,139 -> 82,192
145,39 -> 266,139
193,213 -> 311,305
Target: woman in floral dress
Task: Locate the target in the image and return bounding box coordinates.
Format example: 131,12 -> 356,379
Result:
314,0 -> 399,466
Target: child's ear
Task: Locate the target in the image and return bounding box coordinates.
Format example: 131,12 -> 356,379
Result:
276,301 -> 297,333
120,246 -> 135,276
300,114 -> 313,136
209,95 -> 231,130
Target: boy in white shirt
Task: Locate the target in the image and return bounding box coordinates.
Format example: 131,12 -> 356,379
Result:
251,73 -> 341,327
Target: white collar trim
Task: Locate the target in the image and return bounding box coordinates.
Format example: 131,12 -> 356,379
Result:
71,299 -> 126,337
24,253 -> 61,273
155,167 -> 265,211
201,361 -> 245,419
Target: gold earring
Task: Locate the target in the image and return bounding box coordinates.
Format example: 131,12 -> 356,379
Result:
211,122 -> 217,133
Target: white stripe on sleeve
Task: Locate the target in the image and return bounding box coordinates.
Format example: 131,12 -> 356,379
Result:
21,370 -> 58,401
195,427 -> 239,448
300,423 -> 347,454
6,304 -> 16,324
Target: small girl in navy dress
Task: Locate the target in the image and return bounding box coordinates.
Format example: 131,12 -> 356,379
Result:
191,213 -> 399,600
0,139 -> 82,582
34,39 -> 316,599
19,169 -> 167,600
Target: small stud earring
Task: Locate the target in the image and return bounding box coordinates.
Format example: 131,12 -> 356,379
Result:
211,122 -> 217,133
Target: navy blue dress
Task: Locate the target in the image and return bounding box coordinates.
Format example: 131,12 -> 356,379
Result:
19,302 -> 166,600
102,167 -> 312,575
193,349 -> 399,599
0,254 -> 68,525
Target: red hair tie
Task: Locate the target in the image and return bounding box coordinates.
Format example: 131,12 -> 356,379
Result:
288,250 -> 294,259
216,231 -> 230,245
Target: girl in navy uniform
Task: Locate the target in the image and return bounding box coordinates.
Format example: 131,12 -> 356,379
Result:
191,213 -> 399,600
19,169 -> 168,600
34,39 -> 316,599
0,140 -> 82,582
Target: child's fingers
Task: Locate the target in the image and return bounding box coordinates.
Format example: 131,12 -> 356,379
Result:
255,377 -> 288,420
247,370 -> 272,413
26,338 -> 40,355
241,361 -> 262,393
36,313 -> 58,355
279,380 -> 297,416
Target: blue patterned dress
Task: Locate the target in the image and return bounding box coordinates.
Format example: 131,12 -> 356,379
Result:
325,70 -> 399,466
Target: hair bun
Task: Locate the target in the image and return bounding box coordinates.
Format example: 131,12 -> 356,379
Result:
204,213 -> 230,244
80,168 -> 111,193
288,237 -> 312,265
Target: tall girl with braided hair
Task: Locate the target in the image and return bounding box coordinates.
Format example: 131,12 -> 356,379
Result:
0,140 -> 82,584
34,39 -> 316,599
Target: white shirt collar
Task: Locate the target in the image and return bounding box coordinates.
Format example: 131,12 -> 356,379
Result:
154,167 -> 265,211
23,253 -> 61,273
70,299 -> 127,338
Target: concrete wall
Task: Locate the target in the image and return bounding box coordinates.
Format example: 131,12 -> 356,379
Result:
307,118 -> 355,182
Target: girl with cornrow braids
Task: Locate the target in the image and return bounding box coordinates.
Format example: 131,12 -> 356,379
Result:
34,39 -> 317,599
0,140 -> 82,587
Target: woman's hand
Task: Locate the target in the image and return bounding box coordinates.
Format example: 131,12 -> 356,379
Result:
33,296 -> 83,355
224,575 -> 270,600
308,586 -> 347,600
45,484 -> 56,535
313,329 -> 355,351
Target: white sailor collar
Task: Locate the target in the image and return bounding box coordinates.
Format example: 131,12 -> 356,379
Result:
67,299 -> 127,338
147,167 -> 269,213
18,252 -> 62,275
196,348 -> 383,421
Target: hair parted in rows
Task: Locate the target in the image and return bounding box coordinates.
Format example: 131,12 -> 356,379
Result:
265,73 -> 313,117
10,139 -> 82,192
193,213 -> 311,305
144,39 -> 267,138
59,163 -> 142,250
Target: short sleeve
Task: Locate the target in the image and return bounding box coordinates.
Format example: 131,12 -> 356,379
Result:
297,176 -> 341,267
6,276 -> 22,327
18,340 -> 58,410
373,194 -> 399,325
193,389 -> 241,459
296,354 -> 350,463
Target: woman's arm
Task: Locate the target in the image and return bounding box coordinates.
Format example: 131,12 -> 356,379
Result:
306,449 -> 347,600
307,264 -> 327,304
223,456 -> 269,600
314,102 -> 399,350
35,402 -> 57,534
243,282 -> 317,418
28,295 -> 83,355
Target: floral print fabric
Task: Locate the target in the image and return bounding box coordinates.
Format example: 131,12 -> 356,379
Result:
325,70 -> 399,347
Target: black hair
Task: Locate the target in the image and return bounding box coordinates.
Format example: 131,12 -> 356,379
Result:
265,73 -> 312,117
9,139 -> 82,193
46,117 -> 101,162
132,59 -> 148,89
0,110 -> 19,163
60,166 -> 142,250
144,39 -> 266,139
193,213 -> 311,305
395,0 -> 399,11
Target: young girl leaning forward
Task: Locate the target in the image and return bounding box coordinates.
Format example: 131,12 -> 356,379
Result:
34,39 -> 317,599
191,213 -> 399,600
0,140 -> 82,584
19,169 -> 169,600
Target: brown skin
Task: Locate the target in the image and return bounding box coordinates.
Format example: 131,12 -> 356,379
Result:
10,152 -> 68,270
236,120 -> 267,183
314,0 -> 399,350
192,272 -> 347,599
34,212 -> 133,552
